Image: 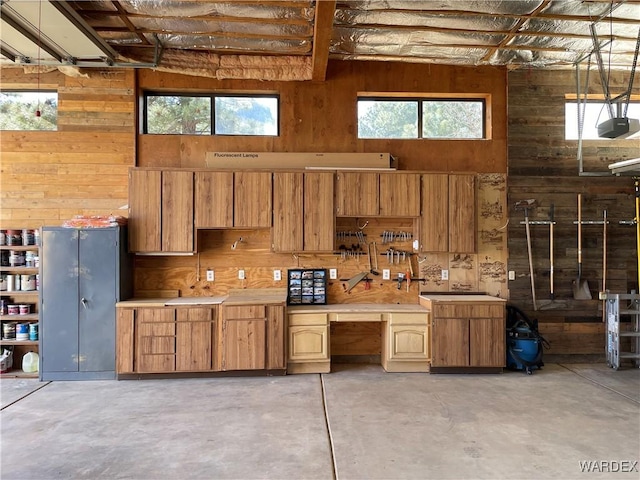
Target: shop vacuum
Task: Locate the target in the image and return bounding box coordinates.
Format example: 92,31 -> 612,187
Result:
506,304 -> 550,375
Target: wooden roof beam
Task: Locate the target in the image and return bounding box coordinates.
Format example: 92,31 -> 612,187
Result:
311,0 -> 336,81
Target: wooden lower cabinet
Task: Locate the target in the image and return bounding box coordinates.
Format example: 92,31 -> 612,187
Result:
424,298 -> 506,372
220,304 -> 286,372
381,313 -> 430,372
287,313 -> 330,374
116,306 -> 217,375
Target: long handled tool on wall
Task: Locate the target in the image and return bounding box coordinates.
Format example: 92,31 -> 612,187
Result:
573,194 -> 592,299
538,204 -> 565,310
602,209 -> 607,322
515,199 -> 538,310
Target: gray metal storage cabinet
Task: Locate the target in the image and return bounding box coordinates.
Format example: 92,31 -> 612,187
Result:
40,227 -> 133,380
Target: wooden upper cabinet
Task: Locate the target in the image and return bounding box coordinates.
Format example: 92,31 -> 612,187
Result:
336,172 -> 379,216
448,174 -> 475,253
379,173 -> 420,217
162,170 -> 194,252
304,172 -> 334,251
273,172 -> 303,252
129,169 -> 161,253
129,169 -> 194,253
421,174 -> 448,252
194,171 -> 233,228
234,172 -> 272,228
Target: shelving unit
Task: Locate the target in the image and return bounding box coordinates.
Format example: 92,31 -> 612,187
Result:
1,235 -> 40,379
605,293 -> 640,370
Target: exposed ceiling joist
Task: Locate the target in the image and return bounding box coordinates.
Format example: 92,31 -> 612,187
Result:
311,0 -> 336,81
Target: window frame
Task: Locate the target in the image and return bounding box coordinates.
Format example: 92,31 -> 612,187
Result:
141,91 -> 280,136
564,95 -> 640,140
356,93 -> 489,140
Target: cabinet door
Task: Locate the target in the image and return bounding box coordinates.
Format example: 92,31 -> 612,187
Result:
136,308 -> 176,373
267,305 -> 286,370
116,309 -> 135,374
470,317 -> 505,367
234,172 -> 272,227
273,172 -> 303,252
336,172 -> 379,216
79,229 -> 117,372
387,325 -> 429,361
195,171 -> 233,228
176,308 -> 216,372
129,169 -> 161,252
289,326 -> 329,362
162,170 -> 194,252
431,317 -> 469,367
41,229 -> 79,372
421,174 -> 448,252
379,173 -> 420,217
449,174 -> 475,253
304,172 -> 335,251
221,305 -> 267,371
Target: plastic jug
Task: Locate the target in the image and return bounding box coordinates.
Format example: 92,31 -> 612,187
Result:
22,351 -> 39,373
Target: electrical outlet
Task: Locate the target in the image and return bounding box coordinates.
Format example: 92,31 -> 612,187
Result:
329,268 -> 337,280
412,239 -> 419,251
206,269 -> 214,282
273,269 -> 281,281
382,269 -> 391,280
508,270 -> 516,281
238,269 -> 245,280
441,269 -> 449,280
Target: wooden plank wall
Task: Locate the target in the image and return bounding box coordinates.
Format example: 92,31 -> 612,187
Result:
0,68 -> 135,228
507,69 -> 637,358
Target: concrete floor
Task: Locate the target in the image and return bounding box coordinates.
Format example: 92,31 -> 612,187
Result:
1,364 -> 638,480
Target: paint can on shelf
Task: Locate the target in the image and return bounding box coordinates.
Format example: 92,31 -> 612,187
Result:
29,323 -> 38,341
21,229 -> 35,246
6,274 -> 15,292
25,251 -> 36,267
0,251 -> 8,267
9,250 -> 25,267
0,274 -> 6,291
7,304 -> 19,315
0,230 -> 5,246
0,300 -> 7,315
15,323 -> 29,340
5,230 -> 22,246
20,275 -> 36,291
34,229 -> 40,246
18,304 -> 30,315
2,323 -> 16,340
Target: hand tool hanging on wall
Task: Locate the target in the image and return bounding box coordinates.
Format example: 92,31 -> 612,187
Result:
573,194 -> 592,300
343,271 -> 369,293
515,199 -> 538,310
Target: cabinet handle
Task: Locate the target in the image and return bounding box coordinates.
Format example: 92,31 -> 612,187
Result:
81,298 -> 88,309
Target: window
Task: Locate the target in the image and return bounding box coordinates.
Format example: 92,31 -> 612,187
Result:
565,100 -> 640,139
357,96 -> 486,139
0,91 -> 57,131
143,93 -> 278,136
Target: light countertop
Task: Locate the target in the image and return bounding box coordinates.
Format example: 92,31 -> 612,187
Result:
288,303 -> 428,314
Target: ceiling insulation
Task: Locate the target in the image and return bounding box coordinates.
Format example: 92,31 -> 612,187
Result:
0,0 -> 639,81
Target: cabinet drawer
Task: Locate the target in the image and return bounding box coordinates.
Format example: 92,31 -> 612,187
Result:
334,312 -> 382,322
434,304 -> 502,318
387,313 -> 429,325
289,313 -> 328,326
